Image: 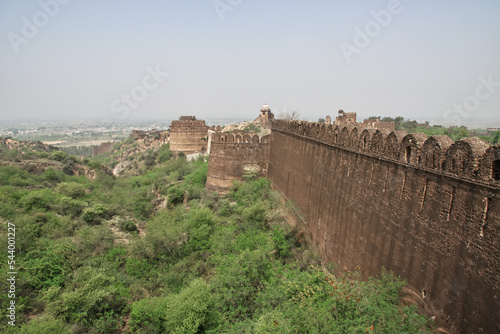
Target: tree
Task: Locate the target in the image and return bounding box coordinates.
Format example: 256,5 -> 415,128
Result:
492,131 -> 500,145
401,120 -> 417,132
318,118 -> 325,123
368,116 -> 381,120
395,116 -> 404,130
278,111 -> 301,120
457,126 -> 469,140
381,117 -> 395,122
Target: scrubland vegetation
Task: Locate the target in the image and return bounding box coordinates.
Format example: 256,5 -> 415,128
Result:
0,140 -> 431,333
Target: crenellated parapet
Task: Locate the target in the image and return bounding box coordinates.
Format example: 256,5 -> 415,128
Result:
169,116 -> 209,154
210,132 -> 270,144
268,119 -> 500,332
206,131 -> 271,192
272,119 -> 500,184
170,119 -> 208,131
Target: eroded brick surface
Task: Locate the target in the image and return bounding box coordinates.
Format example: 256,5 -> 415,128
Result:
206,132 -> 270,192
267,120 -> 500,334
170,116 -> 209,154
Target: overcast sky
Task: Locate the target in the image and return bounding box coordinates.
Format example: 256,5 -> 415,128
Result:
1,0 -> 499,124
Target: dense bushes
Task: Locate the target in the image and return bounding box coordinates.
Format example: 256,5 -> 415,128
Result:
0,147 -> 432,333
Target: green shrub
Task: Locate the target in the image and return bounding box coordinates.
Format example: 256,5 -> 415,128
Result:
0,166 -> 30,186
272,226 -> 291,259
56,182 -> 86,199
16,316 -> 70,334
105,247 -> 127,269
241,202 -> 268,230
120,220 -> 138,233
492,130 -> 500,145
74,225 -> 114,257
43,168 -> 65,183
50,151 -> 68,162
58,196 -> 86,217
163,278 -> 215,334
25,241 -> 76,290
129,297 -> 169,333
43,266 -> 125,330
81,204 -> 109,225
167,186 -> 184,206
212,248 -> 272,320
184,162 -> 208,187
20,189 -> 54,211
157,144 -> 172,163
126,257 -> 155,279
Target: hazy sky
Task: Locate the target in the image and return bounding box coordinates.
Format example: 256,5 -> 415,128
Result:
1,0 -> 499,124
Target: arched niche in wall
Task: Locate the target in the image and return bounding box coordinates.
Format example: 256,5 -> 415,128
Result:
359,129 -> 376,152
478,144 -> 500,182
333,126 -> 340,145
401,132 -> 428,165
384,131 -> 402,159
444,137 -> 488,178
371,130 -> 385,154
340,126 -> 350,147
320,123 -> 327,141
349,127 -> 359,148
421,135 -> 454,170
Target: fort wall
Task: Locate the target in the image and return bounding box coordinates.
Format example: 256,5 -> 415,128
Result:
206,132 -> 270,192
170,117 -> 209,154
268,120 -> 500,333
91,141 -> 114,157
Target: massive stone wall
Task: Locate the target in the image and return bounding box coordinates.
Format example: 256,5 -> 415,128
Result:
170,117 -> 209,154
91,141 -> 114,157
206,132 -> 270,192
268,120 -> 500,333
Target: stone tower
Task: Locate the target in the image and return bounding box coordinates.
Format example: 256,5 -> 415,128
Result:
258,104 -> 274,128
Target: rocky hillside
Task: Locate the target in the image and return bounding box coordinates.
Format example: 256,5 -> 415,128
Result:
222,121 -> 271,136
91,130 -> 171,176
1,130 -> 173,179
1,137 -> 58,154
0,137 -> 111,181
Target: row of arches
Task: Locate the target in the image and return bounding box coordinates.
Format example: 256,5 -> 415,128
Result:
212,133 -> 270,144
273,120 -> 500,182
